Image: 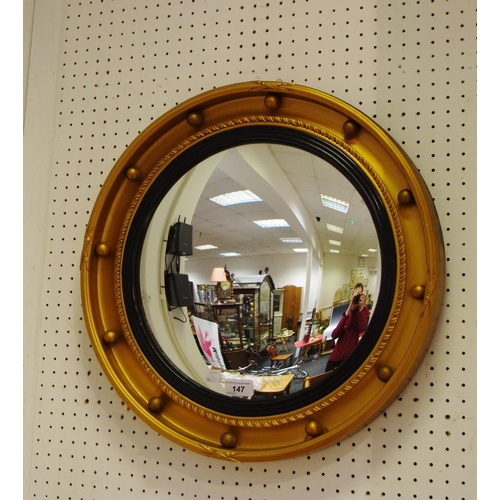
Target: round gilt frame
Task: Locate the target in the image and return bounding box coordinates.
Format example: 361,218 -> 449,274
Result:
81,81 -> 445,462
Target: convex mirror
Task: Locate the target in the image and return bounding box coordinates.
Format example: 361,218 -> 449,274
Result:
140,142 -> 381,397
81,81 -> 445,461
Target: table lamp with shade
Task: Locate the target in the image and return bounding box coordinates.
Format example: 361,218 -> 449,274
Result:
210,266 -> 232,301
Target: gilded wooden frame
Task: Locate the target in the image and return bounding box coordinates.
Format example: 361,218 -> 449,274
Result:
81,81 -> 445,461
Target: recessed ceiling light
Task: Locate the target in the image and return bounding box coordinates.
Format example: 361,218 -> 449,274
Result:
326,223 -> 344,234
293,248 -> 308,253
210,190 -> 262,206
321,194 -> 349,213
253,219 -> 290,228
280,237 -> 303,243
368,248 -> 378,252
195,244 -> 218,250
328,239 -> 341,246
219,252 -> 241,257
329,249 -> 340,254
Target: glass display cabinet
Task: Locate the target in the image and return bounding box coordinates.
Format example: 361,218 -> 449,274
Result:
232,275 -> 275,351
193,302 -> 215,322
211,302 -> 244,350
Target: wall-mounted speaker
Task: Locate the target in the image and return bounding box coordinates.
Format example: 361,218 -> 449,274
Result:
165,271 -> 194,308
166,220 -> 193,256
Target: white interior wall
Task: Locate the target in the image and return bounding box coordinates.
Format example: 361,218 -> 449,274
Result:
187,252 -> 308,293
24,1 -> 477,498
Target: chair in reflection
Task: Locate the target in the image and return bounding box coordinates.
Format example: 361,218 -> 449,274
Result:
266,344 -> 293,368
302,371 -> 332,389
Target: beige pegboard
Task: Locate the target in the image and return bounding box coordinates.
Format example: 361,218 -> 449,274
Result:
24,0 -> 476,498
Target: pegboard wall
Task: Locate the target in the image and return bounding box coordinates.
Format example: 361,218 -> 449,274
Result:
24,0 -> 476,498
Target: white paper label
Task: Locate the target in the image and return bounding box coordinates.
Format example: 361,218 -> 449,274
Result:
205,367 -> 222,383
224,378 -> 254,398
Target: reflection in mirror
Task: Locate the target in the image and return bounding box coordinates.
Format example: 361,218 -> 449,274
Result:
140,144 -> 380,398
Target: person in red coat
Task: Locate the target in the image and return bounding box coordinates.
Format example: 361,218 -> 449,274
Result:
325,284 -> 370,372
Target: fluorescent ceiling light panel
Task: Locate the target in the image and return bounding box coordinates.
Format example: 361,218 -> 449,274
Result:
210,189 -> 262,206
368,248 -> 378,252
293,248 -> 308,253
327,223 -> 344,234
195,244 -> 218,250
328,239 -> 341,246
253,219 -> 290,228
321,194 -> 349,213
329,249 -> 340,254
219,252 -> 241,257
280,237 -> 303,243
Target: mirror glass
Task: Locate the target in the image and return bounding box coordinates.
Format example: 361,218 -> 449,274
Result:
139,143 -> 381,399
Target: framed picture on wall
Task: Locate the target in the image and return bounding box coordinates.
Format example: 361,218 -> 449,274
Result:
349,287 -> 355,299
350,270 -> 358,286
342,283 -> 349,300
363,278 -> 368,287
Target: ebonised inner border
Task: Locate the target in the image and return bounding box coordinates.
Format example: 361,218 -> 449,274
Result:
122,126 -> 397,417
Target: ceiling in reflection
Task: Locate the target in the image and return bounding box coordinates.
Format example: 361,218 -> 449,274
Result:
190,144 -> 379,262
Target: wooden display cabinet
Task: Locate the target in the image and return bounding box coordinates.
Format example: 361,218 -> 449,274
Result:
281,284 -> 302,333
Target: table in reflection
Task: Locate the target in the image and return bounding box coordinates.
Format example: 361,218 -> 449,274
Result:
274,330 -> 295,352
253,374 -> 294,397
294,335 -> 324,359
